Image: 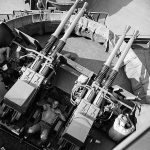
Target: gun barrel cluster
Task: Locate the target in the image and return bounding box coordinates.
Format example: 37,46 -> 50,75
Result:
43,0 -> 81,55
30,1 -> 87,74
51,2 -> 88,59
52,0 -> 81,38
93,29 -> 139,107
72,27 -> 139,109
95,25 -> 131,86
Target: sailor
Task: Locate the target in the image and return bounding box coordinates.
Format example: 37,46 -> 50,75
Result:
27,100 -> 66,145
36,0 -> 45,10
0,46 -> 10,65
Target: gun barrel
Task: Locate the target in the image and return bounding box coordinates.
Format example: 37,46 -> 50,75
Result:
43,0 -> 81,54
38,2 -> 88,77
104,30 -> 139,89
113,30 -> 139,71
30,1 -> 83,71
95,26 -> 131,85
51,2 -> 88,58
105,25 -> 131,66
61,2 -> 88,42
53,0 -> 81,38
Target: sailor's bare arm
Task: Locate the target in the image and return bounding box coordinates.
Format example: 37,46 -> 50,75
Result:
55,109 -> 66,121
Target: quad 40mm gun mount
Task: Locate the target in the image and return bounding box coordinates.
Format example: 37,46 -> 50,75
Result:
0,1 -> 88,129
